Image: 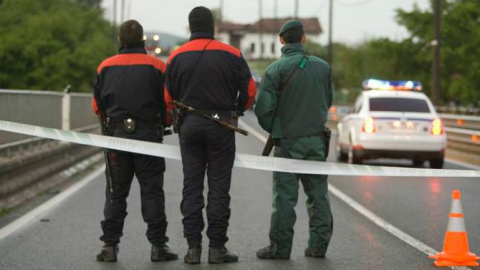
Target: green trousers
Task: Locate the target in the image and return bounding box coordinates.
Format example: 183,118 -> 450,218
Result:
269,136 -> 333,256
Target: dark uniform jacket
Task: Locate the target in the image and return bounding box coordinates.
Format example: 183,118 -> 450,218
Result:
92,47 -> 167,126
164,32 -> 256,121
255,43 -> 333,139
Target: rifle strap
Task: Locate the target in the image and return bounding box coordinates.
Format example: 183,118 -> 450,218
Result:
279,54 -> 308,94
177,39 -> 213,103
272,54 -> 309,118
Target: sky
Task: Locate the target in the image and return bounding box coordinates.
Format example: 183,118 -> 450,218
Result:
101,0 -> 432,45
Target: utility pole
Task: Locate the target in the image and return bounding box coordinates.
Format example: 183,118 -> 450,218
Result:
219,0 -> 224,21
121,0 -> 125,23
113,0 -> 117,25
112,0 -> 117,42
126,0 -> 131,21
328,0 -> 333,65
259,0 -> 263,59
294,0 -> 299,19
274,0 -> 278,19
432,0 -> 441,104
274,0 -> 279,30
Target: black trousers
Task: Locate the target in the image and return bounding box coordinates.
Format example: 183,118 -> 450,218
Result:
100,129 -> 168,245
179,115 -> 235,248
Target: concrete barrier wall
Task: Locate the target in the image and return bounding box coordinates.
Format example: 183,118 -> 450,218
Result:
0,90 -> 96,145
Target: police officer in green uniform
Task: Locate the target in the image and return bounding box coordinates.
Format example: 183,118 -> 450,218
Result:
255,20 -> 334,260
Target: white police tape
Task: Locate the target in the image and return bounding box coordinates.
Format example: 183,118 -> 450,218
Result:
1,120 -> 479,178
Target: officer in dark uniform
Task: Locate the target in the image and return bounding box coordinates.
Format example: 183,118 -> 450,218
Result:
255,20 -> 334,260
164,6 -> 257,264
92,20 -> 177,262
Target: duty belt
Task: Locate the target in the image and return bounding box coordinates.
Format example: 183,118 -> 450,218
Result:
185,110 -> 237,119
112,118 -> 158,130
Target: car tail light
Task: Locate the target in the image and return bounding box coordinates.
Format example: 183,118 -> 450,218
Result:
362,116 -> 375,133
431,118 -> 443,135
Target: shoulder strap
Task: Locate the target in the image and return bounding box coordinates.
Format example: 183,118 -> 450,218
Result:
179,40 -> 214,102
278,54 -> 308,93
271,54 -> 308,120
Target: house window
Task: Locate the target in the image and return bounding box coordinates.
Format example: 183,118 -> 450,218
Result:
271,43 -> 275,53
251,43 -> 255,53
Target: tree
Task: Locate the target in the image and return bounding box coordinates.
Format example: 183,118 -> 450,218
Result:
76,0 -> 102,9
0,0 -> 116,92
331,0 -> 479,106
304,40 -> 326,59
395,0 -> 480,105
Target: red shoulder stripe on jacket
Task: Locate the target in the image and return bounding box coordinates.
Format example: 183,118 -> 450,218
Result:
97,54 -> 166,74
168,39 -> 241,64
92,96 -> 100,115
163,86 -> 175,126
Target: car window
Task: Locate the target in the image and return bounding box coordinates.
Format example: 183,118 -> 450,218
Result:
369,97 -> 431,113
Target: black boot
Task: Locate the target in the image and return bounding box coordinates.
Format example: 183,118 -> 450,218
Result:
256,245 -> 290,260
184,245 -> 202,264
208,247 -> 238,264
96,244 -> 118,262
151,243 -> 178,262
305,248 -> 325,258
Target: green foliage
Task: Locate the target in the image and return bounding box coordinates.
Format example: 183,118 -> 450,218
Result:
0,207 -> 10,218
0,0 -> 116,92
333,0 -> 480,106
304,40 -> 326,58
76,0 -> 102,9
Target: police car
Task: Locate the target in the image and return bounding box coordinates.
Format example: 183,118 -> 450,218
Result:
335,79 -> 447,168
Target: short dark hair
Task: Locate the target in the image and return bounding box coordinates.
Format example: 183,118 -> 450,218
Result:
281,28 -> 304,44
119,20 -> 143,45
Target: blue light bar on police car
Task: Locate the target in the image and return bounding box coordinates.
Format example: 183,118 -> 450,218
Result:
362,79 -> 422,91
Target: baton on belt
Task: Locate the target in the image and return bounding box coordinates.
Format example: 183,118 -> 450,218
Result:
173,100 -> 249,136
97,113 -> 114,194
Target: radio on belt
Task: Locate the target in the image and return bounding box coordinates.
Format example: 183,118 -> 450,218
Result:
123,118 -> 136,134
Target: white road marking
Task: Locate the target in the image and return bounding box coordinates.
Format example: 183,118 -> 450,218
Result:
239,119 -> 471,270
0,165 -> 105,241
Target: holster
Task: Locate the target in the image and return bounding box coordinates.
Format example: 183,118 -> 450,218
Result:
171,109 -> 185,134
229,111 -> 239,127
323,127 -> 331,158
105,117 -> 114,136
156,123 -> 164,142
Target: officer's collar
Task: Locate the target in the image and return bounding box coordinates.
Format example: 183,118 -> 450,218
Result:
281,43 -> 304,56
119,42 -> 147,54
190,32 -> 214,41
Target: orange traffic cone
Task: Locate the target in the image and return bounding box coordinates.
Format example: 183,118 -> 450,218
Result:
430,190 -> 480,266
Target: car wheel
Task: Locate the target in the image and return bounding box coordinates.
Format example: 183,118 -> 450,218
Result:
429,158 -> 444,169
347,140 -> 361,164
336,136 -> 348,162
412,159 -> 424,167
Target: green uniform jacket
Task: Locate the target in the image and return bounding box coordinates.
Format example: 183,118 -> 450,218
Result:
255,43 -> 333,139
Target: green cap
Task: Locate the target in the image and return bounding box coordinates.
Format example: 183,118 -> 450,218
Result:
279,20 -> 304,36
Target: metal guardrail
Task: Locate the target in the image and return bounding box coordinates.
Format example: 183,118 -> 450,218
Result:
439,114 -> 480,130
436,106 -> 480,116
439,114 -> 480,158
